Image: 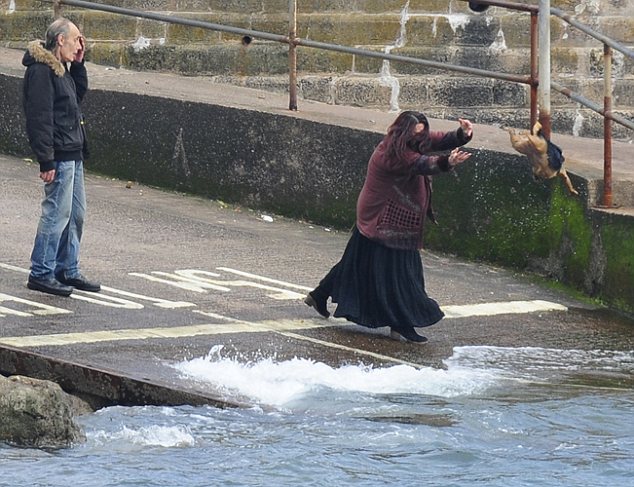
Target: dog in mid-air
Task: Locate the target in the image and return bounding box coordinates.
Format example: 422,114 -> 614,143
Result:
507,121 -> 578,196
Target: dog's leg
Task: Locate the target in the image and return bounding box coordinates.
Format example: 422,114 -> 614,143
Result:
559,169 -> 579,196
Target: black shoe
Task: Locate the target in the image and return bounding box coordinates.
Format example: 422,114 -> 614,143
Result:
27,276 -> 73,297
390,327 -> 428,344
304,292 -> 330,318
56,273 -> 101,292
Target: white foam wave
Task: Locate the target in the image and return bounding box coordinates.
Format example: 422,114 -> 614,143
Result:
89,425 -> 195,448
172,345 -> 634,407
172,346 -> 502,406
446,345 -> 634,378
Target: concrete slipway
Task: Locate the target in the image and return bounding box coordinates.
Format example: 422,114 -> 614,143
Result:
0,48 -> 633,408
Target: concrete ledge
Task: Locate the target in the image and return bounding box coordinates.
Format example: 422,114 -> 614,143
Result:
0,344 -> 244,409
0,47 -> 633,314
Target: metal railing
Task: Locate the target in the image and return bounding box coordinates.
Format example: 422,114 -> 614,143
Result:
48,0 -> 633,207
547,5 -> 634,207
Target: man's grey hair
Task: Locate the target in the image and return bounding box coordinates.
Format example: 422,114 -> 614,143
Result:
44,17 -> 73,51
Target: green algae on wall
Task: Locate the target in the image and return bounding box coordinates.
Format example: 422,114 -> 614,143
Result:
424,151 -> 554,267
546,183 -> 594,286
597,216 -> 634,314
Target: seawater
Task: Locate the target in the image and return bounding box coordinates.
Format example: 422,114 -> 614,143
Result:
2,345 -> 633,487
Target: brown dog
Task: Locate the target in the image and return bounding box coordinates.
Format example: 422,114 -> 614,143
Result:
507,121 -> 578,195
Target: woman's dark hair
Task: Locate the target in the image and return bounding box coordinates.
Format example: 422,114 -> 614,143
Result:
44,18 -> 72,51
383,110 -> 429,161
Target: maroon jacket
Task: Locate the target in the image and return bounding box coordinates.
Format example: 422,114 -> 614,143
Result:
356,128 -> 471,250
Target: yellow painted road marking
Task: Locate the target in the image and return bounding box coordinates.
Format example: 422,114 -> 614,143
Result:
0,317 -> 422,368
0,300 -> 568,347
216,267 -> 312,291
2,260 -> 569,367
0,293 -> 73,317
0,318 -> 336,347
442,300 -> 567,318
276,331 -> 422,368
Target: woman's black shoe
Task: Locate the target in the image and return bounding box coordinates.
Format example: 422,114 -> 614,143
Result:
390,327 -> 428,344
304,292 -> 330,318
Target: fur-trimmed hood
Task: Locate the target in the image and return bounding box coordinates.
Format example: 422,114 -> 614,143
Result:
22,40 -> 65,77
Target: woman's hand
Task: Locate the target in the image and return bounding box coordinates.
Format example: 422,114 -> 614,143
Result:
458,118 -> 473,138
448,148 -> 472,167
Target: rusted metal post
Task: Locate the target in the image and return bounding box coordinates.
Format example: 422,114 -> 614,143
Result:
288,0 -> 298,111
538,0 -> 551,138
603,43 -> 613,207
530,11 -> 538,129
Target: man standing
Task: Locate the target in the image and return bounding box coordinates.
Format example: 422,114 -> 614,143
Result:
22,18 -> 100,296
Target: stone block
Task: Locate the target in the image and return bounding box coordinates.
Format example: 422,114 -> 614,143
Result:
452,14 -> 501,46
614,79 -> 634,106
503,15 -> 531,48
1,0 -> 49,11
388,47 -> 469,76
300,75 -> 335,104
136,18 -> 169,39
144,43 -> 286,76
550,77 -> 581,106
167,13 -> 239,44
298,48 -> 354,74
120,0 -> 175,10
428,76 -> 495,107
554,19 -> 605,49
333,77 -> 392,107
260,0 -> 289,13
552,47 -> 581,76
170,0 -> 290,14
450,46 -> 518,72
243,75 -> 289,93
296,14 -> 404,46
588,47 -> 634,77
493,80 -> 528,106
83,12 -> 137,40
387,47 -> 453,76
494,49 -> 532,74
407,15 -> 461,48
281,0 -> 439,13
174,0 -> 213,12
83,42 -> 124,67
0,11 -> 51,41
350,49 -> 388,75
398,77 -> 429,106
251,15 -> 291,36
414,0 -> 460,13
86,0 -> 175,9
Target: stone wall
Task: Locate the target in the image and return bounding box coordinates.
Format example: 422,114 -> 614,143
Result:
1,0 -> 633,138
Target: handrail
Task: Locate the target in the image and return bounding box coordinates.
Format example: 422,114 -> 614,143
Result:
550,7 -> 634,60
551,82 -> 634,132
548,4 -> 633,207
46,0 -> 632,207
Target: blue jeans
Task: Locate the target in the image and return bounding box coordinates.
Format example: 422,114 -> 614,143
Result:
30,160 -> 86,280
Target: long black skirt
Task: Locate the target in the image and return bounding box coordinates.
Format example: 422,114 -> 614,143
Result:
316,227 -> 444,331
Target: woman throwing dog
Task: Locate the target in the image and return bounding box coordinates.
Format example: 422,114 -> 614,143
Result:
304,111 -> 473,343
